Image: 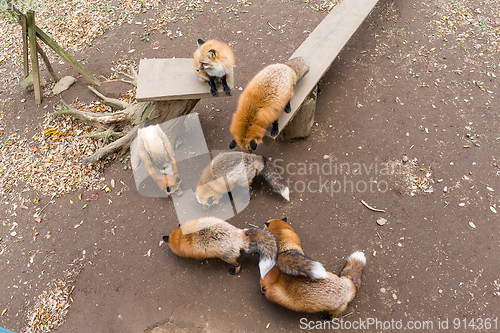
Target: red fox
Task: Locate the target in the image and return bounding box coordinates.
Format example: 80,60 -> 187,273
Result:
261,218 -> 366,319
264,218 -> 328,280
163,217 -> 277,278
137,124 -> 182,195
194,151 -> 289,209
229,57 -> 309,151
193,39 -> 235,96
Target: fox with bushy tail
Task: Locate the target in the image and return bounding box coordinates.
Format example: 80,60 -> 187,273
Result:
229,57 -> 309,151
163,217 -> 277,278
194,151 -> 289,209
261,218 -> 366,319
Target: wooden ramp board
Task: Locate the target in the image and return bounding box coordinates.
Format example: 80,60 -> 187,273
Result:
136,58 -> 234,102
268,0 -> 379,137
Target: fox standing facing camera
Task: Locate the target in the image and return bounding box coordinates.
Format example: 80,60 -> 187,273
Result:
163,217 -> 277,278
261,218 -> 366,319
229,57 -> 309,151
194,151 -> 289,209
193,39 -> 235,96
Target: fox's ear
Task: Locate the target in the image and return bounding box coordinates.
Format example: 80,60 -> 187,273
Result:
191,187 -> 196,193
229,140 -> 237,149
250,140 -> 257,151
282,217 -> 287,222
208,197 -> 214,205
264,222 -> 270,227
197,39 -> 205,46
162,235 -> 169,243
207,49 -> 216,59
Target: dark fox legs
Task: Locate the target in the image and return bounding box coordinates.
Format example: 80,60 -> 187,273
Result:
271,120 -> 279,136
207,75 -> 231,96
207,75 -> 217,96
221,75 -> 231,95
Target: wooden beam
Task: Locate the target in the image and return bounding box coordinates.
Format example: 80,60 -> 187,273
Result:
269,0 -> 379,136
7,2 -> 99,86
26,10 -> 41,105
136,58 -> 234,101
35,27 -> 101,86
36,40 -> 59,82
21,15 -> 29,78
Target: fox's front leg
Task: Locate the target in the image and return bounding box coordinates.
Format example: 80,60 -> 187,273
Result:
221,75 -> 231,95
271,120 -> 279,136
207,75 -> 217,96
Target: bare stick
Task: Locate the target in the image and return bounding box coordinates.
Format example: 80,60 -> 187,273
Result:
361,199 -> 385,213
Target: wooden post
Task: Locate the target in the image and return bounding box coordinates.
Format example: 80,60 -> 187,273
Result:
21,15 -> 29,78
281,86 -> 317,139
26,10 -> 41,105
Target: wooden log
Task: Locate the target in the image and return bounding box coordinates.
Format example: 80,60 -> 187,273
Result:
81,99 -> 200,164
281,86 -> 317,139
26,11 -> 41,105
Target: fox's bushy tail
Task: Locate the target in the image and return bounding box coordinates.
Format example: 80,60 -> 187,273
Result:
277,250 -> 328,279
244,228 -> 278,279
284,57 -> 310,81
259,158 -> 290,201
340,251 -> 366,291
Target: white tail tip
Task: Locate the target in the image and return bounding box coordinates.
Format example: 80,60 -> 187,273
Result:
281,187 -> 290,201
259,257 -> 275,279
348,251 -> 366,265
311,261 -> 329,279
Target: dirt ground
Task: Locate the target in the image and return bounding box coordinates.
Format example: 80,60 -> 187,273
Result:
1,0 -> 500,332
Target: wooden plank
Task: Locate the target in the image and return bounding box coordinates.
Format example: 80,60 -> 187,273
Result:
27,11 -> 41,105
270,0 -> 379,136
21,15 -> 29,78
35,26 -> 101,86
136,58 -> 234,102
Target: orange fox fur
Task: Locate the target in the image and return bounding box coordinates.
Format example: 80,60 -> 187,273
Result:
164,217 -> 277,278
136,124 -> 181,195
193,39 -> 234,96
261,219 -> 366,318
264,218 -> 327,279
229,57 -> 309,151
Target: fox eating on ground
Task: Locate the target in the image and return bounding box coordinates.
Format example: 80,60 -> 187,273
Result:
163,216 -> 277,278
136,124 -> 182,196
194,151 -> 290,209
193,39 -> 235,96
229,57 -> 309,151
260,218 -> 366,319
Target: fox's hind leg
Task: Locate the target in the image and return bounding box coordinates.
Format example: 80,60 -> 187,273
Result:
221,75 -> 231,95
207,75 -> 217,96
271,120 -> 279,136
284,101 -> 291,113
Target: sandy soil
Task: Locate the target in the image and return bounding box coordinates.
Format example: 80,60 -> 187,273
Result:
1,0 -> 499,332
